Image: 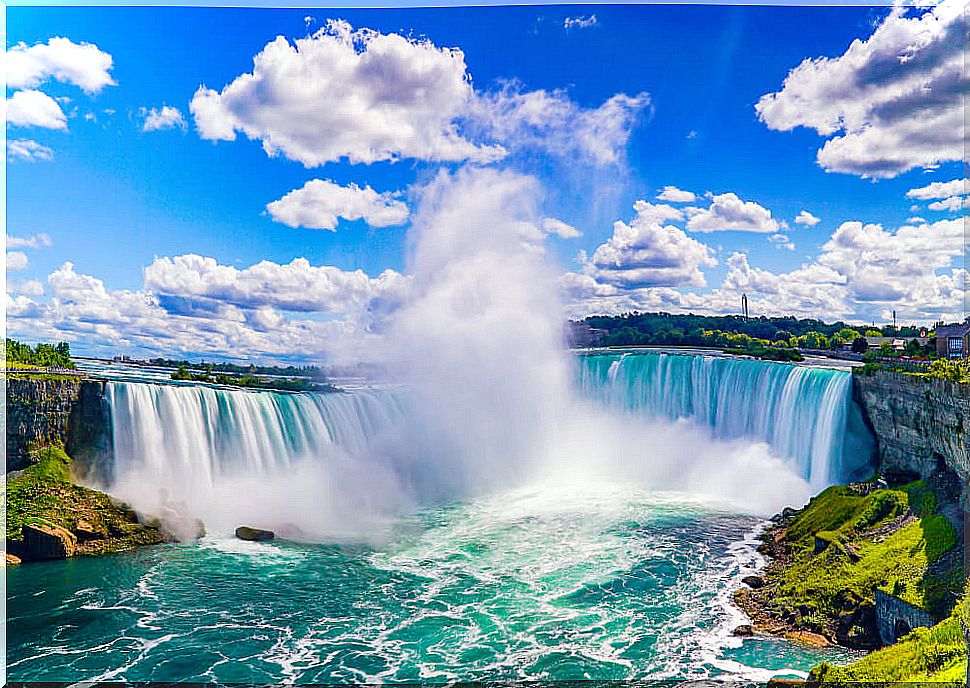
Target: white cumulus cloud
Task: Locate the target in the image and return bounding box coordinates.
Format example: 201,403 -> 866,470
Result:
191,20 -> 503,166
564,15 -> 598,30
581,200 -> 717,288
6,139 -> 53,162
7,90 -> 67,129
141,105 -> 187,132
794,210 -> 820,226
6,251 -> 29,271
7,37 -> 115,94
541,217 -> 581,239
6,232 -> 53,249
656,185 -> 696,203
928,196 -> 970,212
756,0 -> 966,178
191,20 -> 647,169
685,192 -> 780,233
907,178 -> 968,200
266,179 -> 409,230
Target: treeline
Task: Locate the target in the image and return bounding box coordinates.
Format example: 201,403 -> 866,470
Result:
170,366 -> 337,393
5,339 -> 75,369
580,313 -> 930,351
150,357 -> 326,379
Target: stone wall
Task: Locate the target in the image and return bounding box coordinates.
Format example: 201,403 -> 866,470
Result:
853,371 -> 970,494
874,589 -> 936,645
5,377 -> 112,473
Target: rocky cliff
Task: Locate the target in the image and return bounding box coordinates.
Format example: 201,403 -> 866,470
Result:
853,371 -> 969,497
5,376 -> 112,473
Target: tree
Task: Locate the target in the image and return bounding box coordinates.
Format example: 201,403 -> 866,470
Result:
851,337 -> 869,354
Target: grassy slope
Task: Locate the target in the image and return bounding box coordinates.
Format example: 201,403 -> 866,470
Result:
810,586 -> 968,683
765,481 -> 966,682
6,444 -> 169,555
772,483 -> 958,626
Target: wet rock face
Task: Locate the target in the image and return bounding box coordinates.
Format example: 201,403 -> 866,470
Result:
22,521 -> 78,560
6,378 -> 82,471
5,378 -> 112,474
853,372 -> 970,500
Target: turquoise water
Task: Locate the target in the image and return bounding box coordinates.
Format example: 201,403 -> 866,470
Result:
7,485 -> 856,683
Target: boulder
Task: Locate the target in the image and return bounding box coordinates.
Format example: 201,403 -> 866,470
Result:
742,575 -> 765,589
813,534 -> 833,554
23,521 -> 77,560
732,624 -> 754,637
5,553 -> 22,566
74,519 -> 106,541
235,526 -> 275,542
767,679 -> 804,688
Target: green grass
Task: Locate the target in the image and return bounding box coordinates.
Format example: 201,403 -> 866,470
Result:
6,444 -> 74,540
5,444 -> 168,554
6,370 -> 82,382
769,482 -> 959,630
810,585 -> 969,684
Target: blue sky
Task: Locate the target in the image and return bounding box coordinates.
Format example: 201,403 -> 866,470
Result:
6,2 -> 967,361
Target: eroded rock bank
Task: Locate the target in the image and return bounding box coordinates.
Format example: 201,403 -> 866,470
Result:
6,376 -> 113,476
853,370 -> 970,497
6,444 -> 202,563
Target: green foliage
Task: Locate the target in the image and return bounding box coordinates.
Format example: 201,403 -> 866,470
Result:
773,482 -> 959,625
5,339 -> 75,369
810,584 -> 970,683
6,444 -> 167,554
171,366 -> 337,392
150,357 -> 326,379
924,358 -> 970,383
6,444 -> 75,540
854,490 -> 907,531
577,313 -> 933,353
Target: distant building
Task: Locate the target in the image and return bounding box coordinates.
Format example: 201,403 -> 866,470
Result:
113,354 -> 133,363
936,320 -> 970,359
865,336 -> 930,352
568,322 -> 608,348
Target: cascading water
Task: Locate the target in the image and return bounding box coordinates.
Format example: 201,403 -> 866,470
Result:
108,381 -> 405,487
104,381 -> 413,540
577,352 -> 874,488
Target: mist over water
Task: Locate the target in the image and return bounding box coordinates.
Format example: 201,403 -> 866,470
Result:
100,167 -> 867,539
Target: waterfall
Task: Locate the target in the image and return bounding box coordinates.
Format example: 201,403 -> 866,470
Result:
107,382 -> 406,491
100,354 -> 874,534
577,352 -> 874,488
